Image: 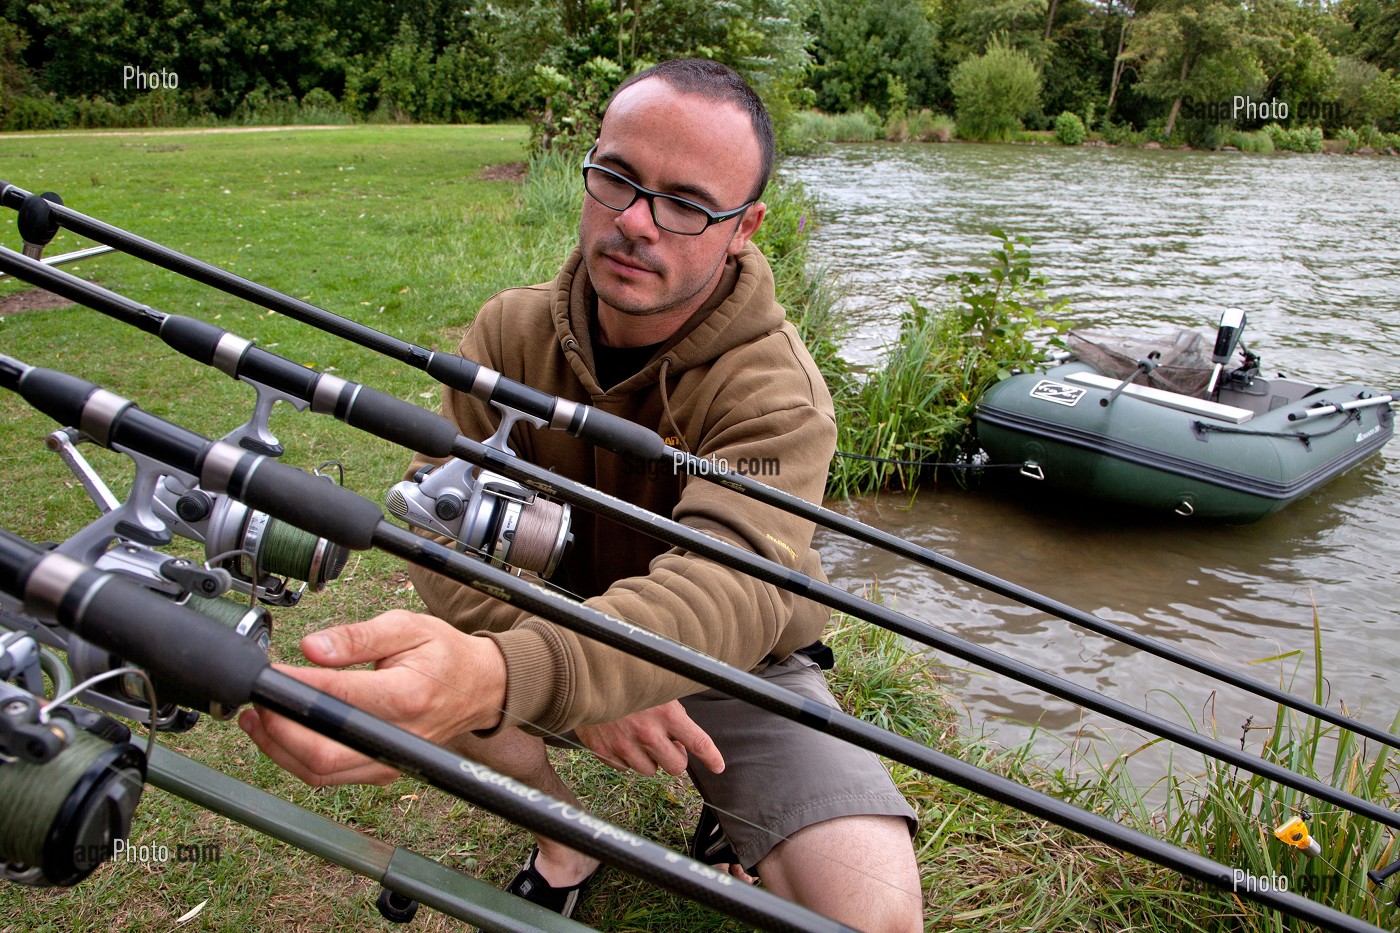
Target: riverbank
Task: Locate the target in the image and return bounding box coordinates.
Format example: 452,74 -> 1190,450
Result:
1,125 -> 1395,931
791,108 -> 1400,157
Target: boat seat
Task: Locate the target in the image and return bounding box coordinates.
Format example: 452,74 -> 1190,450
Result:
1063,372 -> 1255,423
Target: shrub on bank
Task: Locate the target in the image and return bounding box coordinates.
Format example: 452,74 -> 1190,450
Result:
831,231 -> 1066,496
1263,122 -> 1324,153
1228,130 -> 1276,152
951,39 -> 1043,142
887,108 -> 956,143
1053,111 -> 1087,146
789,108 -> 883,145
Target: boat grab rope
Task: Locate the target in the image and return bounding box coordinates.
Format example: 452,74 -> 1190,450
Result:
1193,410 -> 1361,450
833,450 -> 1024,469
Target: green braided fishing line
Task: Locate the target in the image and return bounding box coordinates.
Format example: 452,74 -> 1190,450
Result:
259,518 -> 318,581
184,593 -> 253,629
0,728 -> 110,870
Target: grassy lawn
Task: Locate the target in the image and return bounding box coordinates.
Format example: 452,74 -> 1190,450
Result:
3,124 -> 1395,933
0,123 -> 617,932
0,123 -> 947,933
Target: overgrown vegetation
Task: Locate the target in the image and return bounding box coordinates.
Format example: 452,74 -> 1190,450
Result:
951,40 -> 1044,143
885,109 -> 958,144
1054,110 -> 1088,146
1059,612 -> 1400,931
830,231 -> 1067,497
4,1 -> 1400,155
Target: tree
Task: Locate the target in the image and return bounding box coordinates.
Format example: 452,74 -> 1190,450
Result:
1040,0 -> 1114,124
1122,0 -> 1266,137
806,0 -> 940,114
1340,0 -> 1400,73
951,38 -> 1042,141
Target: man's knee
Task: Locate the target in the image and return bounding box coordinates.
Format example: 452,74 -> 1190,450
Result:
756,814 -> 921,933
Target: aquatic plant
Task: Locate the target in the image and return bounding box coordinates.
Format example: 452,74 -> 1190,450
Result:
831,230 -> 1066,496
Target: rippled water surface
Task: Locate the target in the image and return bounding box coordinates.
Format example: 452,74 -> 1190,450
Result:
786,144 -> 1400,764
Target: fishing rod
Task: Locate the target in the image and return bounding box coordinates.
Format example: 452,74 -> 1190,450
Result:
3,184 -> 1393,759
0,360 -> 1384,933
0,538 -> 850,933
4,246 -> 1400,837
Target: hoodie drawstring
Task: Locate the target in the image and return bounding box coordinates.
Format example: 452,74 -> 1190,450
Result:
658,357 -> 689,455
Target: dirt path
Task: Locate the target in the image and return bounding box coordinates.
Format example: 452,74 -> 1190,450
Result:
0,124 -> 358,140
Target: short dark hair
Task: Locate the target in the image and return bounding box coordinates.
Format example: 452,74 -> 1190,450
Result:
608,59 -> 774,202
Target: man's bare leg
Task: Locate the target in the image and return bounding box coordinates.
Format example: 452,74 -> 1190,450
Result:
449,729 -> 599,886
755,814 -> 922,933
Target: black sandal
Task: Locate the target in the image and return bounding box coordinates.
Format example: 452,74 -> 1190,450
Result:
503,846 -> 600,918
689,802 -> 740,867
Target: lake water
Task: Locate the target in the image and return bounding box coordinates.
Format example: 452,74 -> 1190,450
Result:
785,143 -> 1400,772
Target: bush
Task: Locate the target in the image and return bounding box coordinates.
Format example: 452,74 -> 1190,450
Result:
530,57 -> 624,154
2,94 -> 62,131
1053,111 -> 1086,146
887,108 -> 955,143
1367,129 -> 1400,151
831,230 -> 1066,495
790,109 -> 882,145
1334,127 -> 1361,153
298,87 -> 351,125
68,95 -> 124,128
1264,123 -> 1323,153
911,110 -> 955,142
1291,125 -> 1324,152
1098,121 -> 1144,146
951,40 -> 1043,142
122,88 -> 190,127
1227,130 -> 1274,153
885,112 -> 910,142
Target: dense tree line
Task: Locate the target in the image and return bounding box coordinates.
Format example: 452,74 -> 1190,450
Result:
1,0 -> 1397,144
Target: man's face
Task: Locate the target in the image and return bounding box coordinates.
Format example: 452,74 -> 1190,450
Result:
580,79 -> 766,322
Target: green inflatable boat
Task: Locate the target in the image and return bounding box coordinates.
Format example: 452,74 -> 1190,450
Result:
974,311 -> 1395,522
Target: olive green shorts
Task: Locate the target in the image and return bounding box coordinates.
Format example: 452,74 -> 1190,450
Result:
678,651 -> 918,870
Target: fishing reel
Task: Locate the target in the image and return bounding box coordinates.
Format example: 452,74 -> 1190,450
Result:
0,627 -> 145,887
386,403 -> 572,578
33,427 -> 293,729
49,426 -> 347,608
64,563 -> 271,727
152,473 -> 348,605
23,535 -> 274,730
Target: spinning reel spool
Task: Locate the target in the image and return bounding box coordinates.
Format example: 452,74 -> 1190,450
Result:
162,482 -> 349,600
0,636 -> 145,888
386,405 -> 572,578
66,592 -> 270,724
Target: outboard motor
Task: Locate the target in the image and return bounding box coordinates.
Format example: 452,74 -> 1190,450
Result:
1206,307 -> 1246,397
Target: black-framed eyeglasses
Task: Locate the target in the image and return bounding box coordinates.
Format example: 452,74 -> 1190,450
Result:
581,146 -> 751,236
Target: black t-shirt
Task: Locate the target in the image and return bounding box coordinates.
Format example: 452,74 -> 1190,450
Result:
593,340 -> 664,391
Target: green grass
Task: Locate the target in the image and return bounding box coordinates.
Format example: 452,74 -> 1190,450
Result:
787,109 -> 883,147
2,125 -> 1397,933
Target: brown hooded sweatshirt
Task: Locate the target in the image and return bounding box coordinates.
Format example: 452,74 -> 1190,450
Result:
406,242 -> 836,734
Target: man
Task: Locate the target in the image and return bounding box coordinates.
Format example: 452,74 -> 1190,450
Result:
240,59 -> 921,932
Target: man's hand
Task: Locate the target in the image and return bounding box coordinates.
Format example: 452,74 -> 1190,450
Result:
575,700 -> 723,777
238,610 -> 506,786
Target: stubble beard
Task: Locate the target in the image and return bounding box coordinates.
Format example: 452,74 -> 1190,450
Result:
587,229 -> 729,319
